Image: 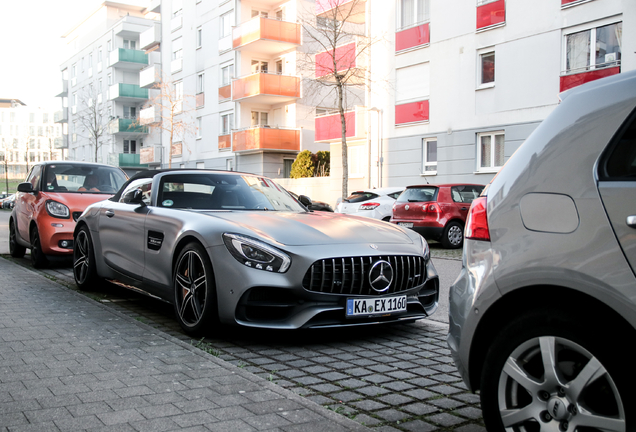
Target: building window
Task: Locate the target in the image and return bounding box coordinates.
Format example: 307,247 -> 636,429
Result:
197,27 -> 202,48
173,0 -> 183,17
123,140 -> 137,154
478,131 -> 505,171
175,81 -> 183,113
197,73 -> 205,93
251,111 -> 268,126
251,60 -> 268,74
397,0 -> 430,31
422,139 -> 437,173
108,73 -> 113,85
196,117 -> 202,138
480,51 -> 495,85
226,158 -> 234,171
71,63 -> 76,78
565,21 -> 622,75
123,40 -> 137,50
107,39 -> 112,51
220,11 -> 234,38
221,113 -> 234,135
172,37 -> 183,60
284,159 -> 293,178
221,64 -> 234,86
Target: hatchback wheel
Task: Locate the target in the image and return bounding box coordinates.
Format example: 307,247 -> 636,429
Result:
73,226 -> 101,290
480,309 -> 631,432
9,219 -> 25,258
30,226 -> 48,268
173,242 -> 218,335
442,221 -> 463,249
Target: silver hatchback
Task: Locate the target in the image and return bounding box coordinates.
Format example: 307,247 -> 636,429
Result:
448,69 -> 636,431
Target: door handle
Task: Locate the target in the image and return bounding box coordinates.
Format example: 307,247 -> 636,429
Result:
461,207 -> 468,211
105,210 -> 115,218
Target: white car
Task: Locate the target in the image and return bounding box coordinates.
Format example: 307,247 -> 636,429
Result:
335,187 -> 404,221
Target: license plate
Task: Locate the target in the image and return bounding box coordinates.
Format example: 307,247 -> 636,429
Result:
346,295 -> 407,317
398,222 -> 413,228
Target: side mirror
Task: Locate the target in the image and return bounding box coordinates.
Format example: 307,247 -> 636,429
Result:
122,188 -> 146,206
298,195 -> 313,207
17,182 -> 34,193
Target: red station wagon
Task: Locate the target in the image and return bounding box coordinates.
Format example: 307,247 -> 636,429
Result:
390,184 -> 484,248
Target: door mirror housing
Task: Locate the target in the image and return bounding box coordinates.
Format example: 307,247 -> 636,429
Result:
17,182 -> 34,193
122,188 -> 146,206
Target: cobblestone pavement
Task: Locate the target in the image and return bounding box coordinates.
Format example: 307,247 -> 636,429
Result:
3,244 -> 485,432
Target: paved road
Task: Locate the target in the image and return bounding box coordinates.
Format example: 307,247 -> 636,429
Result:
0,209 -> 485,431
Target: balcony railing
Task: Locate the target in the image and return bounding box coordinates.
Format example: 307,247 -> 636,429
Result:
218,134 -> 231,150
140,64 -> 161,89
196,92 -> 204,108
315,41 -> 366,84
315,106 -> 367,142
219,84 -> 231,101
232,72 -> 300,104
476,0 -> 505,30
108,83 -> 149,101
55,80 -> 68,98
109,48 -> 148,70
232,126 -> 300,153
110,153 -> 149,168
54,109 -> 68,124
233,17 -> 300,54
140,22 -> 161,51
316,0 -> 366,23
54,137 -> 67,149
140,106 -> 161,125
108,118 -> 149,134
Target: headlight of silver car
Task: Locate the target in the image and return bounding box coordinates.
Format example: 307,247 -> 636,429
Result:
223,233 -> 291,273
46,200 -> 70,219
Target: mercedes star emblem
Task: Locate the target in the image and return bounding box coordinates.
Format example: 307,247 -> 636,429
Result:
368,260 -> 394,292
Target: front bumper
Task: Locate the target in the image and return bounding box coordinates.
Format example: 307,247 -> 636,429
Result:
38,216 -> 77,255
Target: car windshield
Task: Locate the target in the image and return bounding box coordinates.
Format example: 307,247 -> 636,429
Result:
157,173 -> 306,211
397,187 -> 438,203
344,192 -> 380,203
43,164 -> 127,194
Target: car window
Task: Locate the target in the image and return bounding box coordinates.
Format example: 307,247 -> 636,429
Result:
26,165 -> 43,191
387,192 -> 403,200
119,179 -> 153,205
451,185 -> 484,203
601,109 -> 636,180
397,187 -> 438,203
45,164 -> 127,193
344,192 -> 379,203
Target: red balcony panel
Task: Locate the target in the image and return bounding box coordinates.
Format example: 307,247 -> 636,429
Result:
218,134 -> 231,149
232,73 -> 300,101
219,85 -> 231,101
315,111 -> 356,141
562,0 -> 582,4
316,0 -> 366,23
232,127 -> 300,153
560,67 -> 620,92
196,92 -> 204,108
232,17 -> 300,51
316,42 -> 357,78
395,100 -> 429,125
476,0 -> 505,30
396,23 -> 430,52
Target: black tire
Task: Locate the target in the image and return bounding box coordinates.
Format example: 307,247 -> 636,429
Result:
9,219 -> 26,258
480,308 -> 633,432
73,226 -> 101,291
30,225 -> 48,268
441,221 -> 463,249
173,242 -> 218,335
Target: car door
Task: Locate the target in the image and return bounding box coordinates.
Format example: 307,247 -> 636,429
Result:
450,185 -> 484,222
597,109 -> 636,273
16,165 -> 42,242
98,179 -> 152,279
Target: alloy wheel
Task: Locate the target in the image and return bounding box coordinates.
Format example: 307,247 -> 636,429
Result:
175,250 -> 208,327
73,230 -> 90,284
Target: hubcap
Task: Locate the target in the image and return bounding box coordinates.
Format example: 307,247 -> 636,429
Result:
448,225 -> 462,246
175,250 -> 207,327
497,336 -> 625,431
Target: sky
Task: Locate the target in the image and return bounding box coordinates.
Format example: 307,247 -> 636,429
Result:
0,0 -> 104,110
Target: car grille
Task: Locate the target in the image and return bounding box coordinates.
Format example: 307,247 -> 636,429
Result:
302,255 -> 427,296
72,212 -> 82,222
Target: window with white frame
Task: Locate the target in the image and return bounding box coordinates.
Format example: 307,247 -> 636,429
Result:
564,21 -> 622,74
196,117 -> 202,138
173,0 -> 183,17
108,73 -> 113,85
477,131 -> 504,171
221,64 -> 234,86
197,27 -> 202,48
348,145 -> 364,177
226,158 -> 234,171
251,111 -> 268,126
175,80 -> 183,112
251,60 -> 268,74
71,63 -> 76,78
220,11 -> 234,38
397,0 -> 430,31
480,51 -> 495,85
123,40 -> 137,50
172,37 -> 183,60
221,112 -> 234,135
197,73 -> 204,94
422,139 -> 437,173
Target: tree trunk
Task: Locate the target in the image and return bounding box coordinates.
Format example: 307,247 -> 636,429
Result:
337,80 -> 348,200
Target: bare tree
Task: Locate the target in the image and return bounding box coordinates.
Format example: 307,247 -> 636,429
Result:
139,74 -> 197,168
299,0 -> 374,199
76,86 -> 108,163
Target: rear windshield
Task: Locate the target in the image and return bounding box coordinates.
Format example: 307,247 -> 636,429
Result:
344,192 -> 379,203
396,187 -> 438,203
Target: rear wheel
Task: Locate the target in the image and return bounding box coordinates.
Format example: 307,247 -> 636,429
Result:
9,219 -> 25,258
73,226 -> 101,291
173,242 -> 218,335
441,221 -> 463,249
480,309 -> 632,432
30,226 -> 48,268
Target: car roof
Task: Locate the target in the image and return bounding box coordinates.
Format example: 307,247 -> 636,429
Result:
405,183 -> 484,189
350,187 -> 404,195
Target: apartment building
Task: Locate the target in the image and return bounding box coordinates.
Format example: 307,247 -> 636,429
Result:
57,1 -> 160,174
0,99 -> 63,181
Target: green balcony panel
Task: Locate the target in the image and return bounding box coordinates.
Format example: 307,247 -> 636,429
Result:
117,48 -> 148,65
119,153 -> 148,168
118,84 -> 148,99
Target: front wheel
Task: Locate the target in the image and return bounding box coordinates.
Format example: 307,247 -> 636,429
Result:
9,219 -> 26,258
441,221 -> 463,249
73,226 -> 101,291
30,226 -> 48,268
173,242 -> 218,335
480,309 -> 632,432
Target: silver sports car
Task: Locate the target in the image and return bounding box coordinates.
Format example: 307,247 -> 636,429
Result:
73,169 -> 439,334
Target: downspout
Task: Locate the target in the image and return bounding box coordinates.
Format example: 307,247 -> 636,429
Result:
366,0 -> 372,189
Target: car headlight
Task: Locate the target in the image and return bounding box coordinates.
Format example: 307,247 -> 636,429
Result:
223,233 -> 291,273
421,236 -> 430,262
46,200 -> 70,219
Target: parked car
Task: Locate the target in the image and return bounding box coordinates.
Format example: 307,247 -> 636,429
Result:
10,161 -> 128,268
73,169 -> 439,334
2,194 -> 16,209
448,70 -> 636,431
335,187 -> 404,221
288,191 -> 334,212
390,184 -> 484,249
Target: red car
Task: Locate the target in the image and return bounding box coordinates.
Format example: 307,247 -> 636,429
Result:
10,161 -> 128,268
390,184 -> 484,248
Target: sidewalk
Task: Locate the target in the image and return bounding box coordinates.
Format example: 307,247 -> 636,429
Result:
0,257 -> 370,431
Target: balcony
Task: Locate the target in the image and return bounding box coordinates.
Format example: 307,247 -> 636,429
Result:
219,35 -> 232,53
54,137 -> 67,149
315,106 -> 366,142
140,64 -> 161,88
140,105 -> 161,125
108,118 -> 149,135
315,41 -> 366,84
54,108 -> 68,124
196,92 -> 204,108
219,85 -> 231,101
108,83 -> 148,102
140,146 -> 162,165
171,15 -> 182,32
55,80 -> 68,98
476,0 -> 505,30
396,22 -> 430,52
232,73 -> 300,104
110,153 -> 149,169
560,66 -> 620,92
316,0 -> 366,24
108,48 -> 148,70
232,127 -> 300,153
171,58 -> 183,74
218,134 -> 231,150
233,17 -> 300,54
140,22 -> 161,51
